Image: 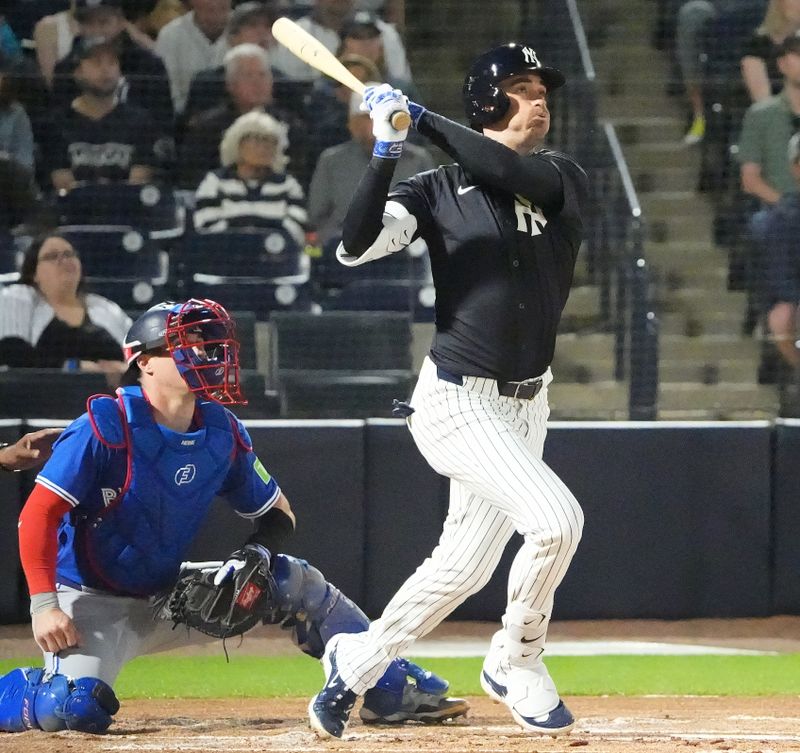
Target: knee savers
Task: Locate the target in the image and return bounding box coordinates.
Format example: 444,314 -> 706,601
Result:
0,667 -> 119,733
266,554 -> 369,659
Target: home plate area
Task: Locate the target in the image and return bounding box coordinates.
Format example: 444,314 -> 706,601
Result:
4,697 -> 795,753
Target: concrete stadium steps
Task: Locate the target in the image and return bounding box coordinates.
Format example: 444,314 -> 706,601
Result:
658,358 -> 758,384
658,383 -> 780,417
635,165 -> 701,193
658,334 -> 760,361
611,116 -> 686,146
640,190 -> 714,219
662,288 -> 747,317
548,381 -> 629,420
660,310 -> 747,337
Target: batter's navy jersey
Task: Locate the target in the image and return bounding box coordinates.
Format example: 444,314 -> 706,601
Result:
389,149 -> 588,381
36,412 -> 280,588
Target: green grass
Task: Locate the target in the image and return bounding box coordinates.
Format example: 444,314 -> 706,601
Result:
3,655 -> 800,698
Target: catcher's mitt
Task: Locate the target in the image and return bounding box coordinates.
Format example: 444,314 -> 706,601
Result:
156,546 -> 275,639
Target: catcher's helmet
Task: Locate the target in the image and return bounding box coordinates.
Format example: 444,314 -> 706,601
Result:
463,42 -> 565,128
122,298 -> 246,405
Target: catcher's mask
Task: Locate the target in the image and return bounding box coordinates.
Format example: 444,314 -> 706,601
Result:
123,298 -> 246,405
462,42 -> 565,129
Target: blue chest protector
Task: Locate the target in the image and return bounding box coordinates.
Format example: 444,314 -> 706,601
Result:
80,386 -> 242,596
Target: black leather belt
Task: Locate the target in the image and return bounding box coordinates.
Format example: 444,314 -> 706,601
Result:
436,366 -> 544,400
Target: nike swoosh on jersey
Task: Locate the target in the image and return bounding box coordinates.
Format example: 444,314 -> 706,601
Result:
457,185 -> 477,195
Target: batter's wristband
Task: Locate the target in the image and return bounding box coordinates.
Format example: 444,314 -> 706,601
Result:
408,101 -> 426,128
373,140 -> 404,159
30,591 -> 60,615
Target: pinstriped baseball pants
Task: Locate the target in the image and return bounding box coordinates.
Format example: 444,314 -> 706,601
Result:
334,356 -> 584,695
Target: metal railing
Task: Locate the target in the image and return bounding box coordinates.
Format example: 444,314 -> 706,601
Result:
530,0 -> 660,419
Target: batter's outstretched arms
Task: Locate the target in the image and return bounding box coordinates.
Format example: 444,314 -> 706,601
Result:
338,84 -> 577,262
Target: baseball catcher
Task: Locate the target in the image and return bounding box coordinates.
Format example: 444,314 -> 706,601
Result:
0,299 -> 468,734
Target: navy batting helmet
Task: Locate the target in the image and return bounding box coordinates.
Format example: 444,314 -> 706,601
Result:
463,43 -> 565,128
122,298 -> 245,405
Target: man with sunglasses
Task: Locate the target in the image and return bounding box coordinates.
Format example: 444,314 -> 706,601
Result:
0,298 -> 466,734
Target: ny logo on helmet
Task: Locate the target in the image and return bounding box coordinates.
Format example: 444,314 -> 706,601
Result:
522,47 -> 539,66
175,464 -> 196,485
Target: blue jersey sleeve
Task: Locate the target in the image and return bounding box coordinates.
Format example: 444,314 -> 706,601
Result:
35,413 -> 118,510
219,418 -> 281,518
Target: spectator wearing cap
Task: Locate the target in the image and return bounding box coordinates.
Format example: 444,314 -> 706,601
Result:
271,0 -> 412,87
338,10 -> 416,98
50,0 -> 174,136
307,87 -> 433,247
182,2 -> 275,125
193,110 -> 307,242
178,43 -> 307,189
155,0 -> 232,114
758,131 -> 800,372
48,37 -> 156,191
305,52 -> 379,171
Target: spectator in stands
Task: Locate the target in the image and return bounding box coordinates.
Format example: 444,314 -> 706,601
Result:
33,1 -> 79,88
356,0 -> 404,30
193,110 -> 306,244
271,0 -> 412,87
741,0 -> 800,103
759,131 -> 800,369
0,9 -> 21,60
183,2 -> 275,124
738,31 -> 800,240
338,11 -> 416,97
48,37 -> 156,191
156,0 -> 231,114
0,54 -> 36,230
307,88 -> 433,246
0,233 -> 131,377
675,0 -> 719,144
123,0 -> 186,42
179,43 -> 306,188
50,0 -> 174,137
0,54 -> 34,172
305,52 -> 380,171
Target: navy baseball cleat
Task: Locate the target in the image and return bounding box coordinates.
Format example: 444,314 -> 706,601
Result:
480,659 -> 575,736
360,658 -> 469,724
308,636 -> 357,738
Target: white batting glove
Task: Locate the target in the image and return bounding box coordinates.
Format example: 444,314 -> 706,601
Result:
364,84 -> 409,158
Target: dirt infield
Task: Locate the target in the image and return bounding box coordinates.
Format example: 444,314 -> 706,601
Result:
3,696 -> 800,753
3,618 -> 800,752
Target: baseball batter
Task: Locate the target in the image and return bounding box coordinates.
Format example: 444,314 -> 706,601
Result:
0,299 -> 465,733
309,43 -> 588,738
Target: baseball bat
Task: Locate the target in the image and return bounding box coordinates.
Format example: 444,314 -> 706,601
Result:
271,17 -> 412,131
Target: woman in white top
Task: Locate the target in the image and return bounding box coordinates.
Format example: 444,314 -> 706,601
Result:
33,2 -> 79,88
0,233 -> 131,383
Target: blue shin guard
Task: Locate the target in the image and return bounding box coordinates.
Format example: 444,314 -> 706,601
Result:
269,555 -> 463,723
0,667 -> 119,733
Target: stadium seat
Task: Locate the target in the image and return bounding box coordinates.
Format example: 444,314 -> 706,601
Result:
269,311 -> 414,418
314,236 -> 431,290
323,279 -> 436,322
0,370 -> 110,419
0,232 -> 19,285
56,183 -> 184,239
58,225 -> 168,309
181,229 -> 311,318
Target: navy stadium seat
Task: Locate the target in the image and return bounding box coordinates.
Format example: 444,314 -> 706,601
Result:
58,225 -> 168,309
56,183 -> 184,239
181,229 -> 311,319
269,311 -> 414,418
323,279 -> 436,322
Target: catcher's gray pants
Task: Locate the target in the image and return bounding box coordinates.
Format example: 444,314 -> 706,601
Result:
332,356 -> 583,695
44,584 -> 210,686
